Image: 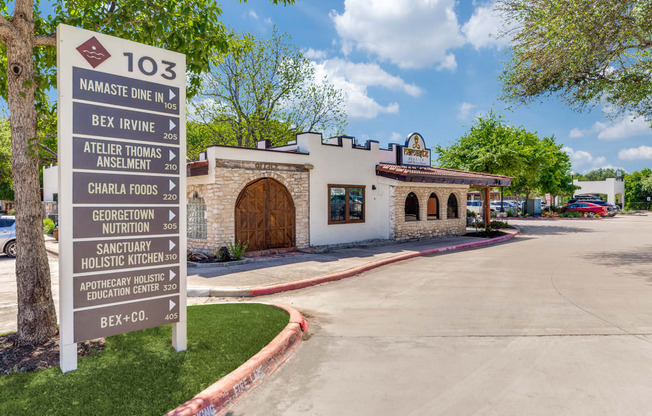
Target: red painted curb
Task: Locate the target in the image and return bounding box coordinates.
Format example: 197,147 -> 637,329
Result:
511,216 -> 605,221
246,228 -> 521,297
165,304 -> 308,416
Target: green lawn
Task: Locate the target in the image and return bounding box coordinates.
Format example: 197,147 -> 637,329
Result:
0,303 -> 289,416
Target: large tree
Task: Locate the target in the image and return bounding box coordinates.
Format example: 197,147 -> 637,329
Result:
498,0 -> 652,121
193,29 -> 347,149
576,168 -> 627,181
625,168 -> 652,209
0,0 -> 292,344
436,112 -> 575,209
434,111 -> 523,175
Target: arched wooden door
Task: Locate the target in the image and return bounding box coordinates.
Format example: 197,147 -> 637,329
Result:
235,178 -> 296,251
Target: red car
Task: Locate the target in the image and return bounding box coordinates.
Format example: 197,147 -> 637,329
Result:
561,202 -> 608,217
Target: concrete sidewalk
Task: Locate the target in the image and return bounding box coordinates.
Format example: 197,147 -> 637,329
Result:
185,232 -> 509,297
43,231 -> 517,298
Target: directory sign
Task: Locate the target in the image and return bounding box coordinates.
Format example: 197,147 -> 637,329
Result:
57,24 -> 187,372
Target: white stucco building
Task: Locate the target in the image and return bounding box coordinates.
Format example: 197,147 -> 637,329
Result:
186,132 -> 512,253
573,178 -> 625,206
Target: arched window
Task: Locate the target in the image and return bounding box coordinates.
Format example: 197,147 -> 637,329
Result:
427,193 -> 439,220
447,194 -> 459,219
405,192 -> 420,221
188,192 -> 207,239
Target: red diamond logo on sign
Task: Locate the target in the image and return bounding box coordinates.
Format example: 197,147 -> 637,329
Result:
76,37 -> 111,68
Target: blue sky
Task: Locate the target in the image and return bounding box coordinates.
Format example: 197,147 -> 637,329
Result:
216,0 -> 652,174
5,0 -> 652,173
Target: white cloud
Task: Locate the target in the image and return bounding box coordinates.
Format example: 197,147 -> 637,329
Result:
313,58 -> 423,119
247,9 -> 272,25
593,156 -> 607,166
564,146 -> 594,166
457,102 -> 476,120
569,128 -> 585,138
304,48 -> 328,60
618,145 -> 652,160
389,132 -> 403,143
462,2 -> 510,50
596,115 -> 652,140
569,112 -> 652,141
564,147 -> 624,173
331,0 -> 464,70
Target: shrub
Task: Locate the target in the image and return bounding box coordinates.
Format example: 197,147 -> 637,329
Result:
561,211 -> 582,218
506,209 -> 514,217
466,209 -> 477,217
542,210 -> 560,218
490,220 -> 509,229
8,208 -> 15,215
43,218 -> 55,234
227,241 -> 249,260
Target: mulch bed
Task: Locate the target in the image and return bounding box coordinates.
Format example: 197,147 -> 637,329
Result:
0,332 -> 105,375
463,230 -> 508,238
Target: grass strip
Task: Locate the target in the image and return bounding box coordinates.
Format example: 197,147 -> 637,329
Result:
0,303 -> 288,416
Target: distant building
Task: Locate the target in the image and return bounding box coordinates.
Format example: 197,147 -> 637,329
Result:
572,178 -> 625,206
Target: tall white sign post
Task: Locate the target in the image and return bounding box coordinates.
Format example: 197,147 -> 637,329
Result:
57,24 -> 187,372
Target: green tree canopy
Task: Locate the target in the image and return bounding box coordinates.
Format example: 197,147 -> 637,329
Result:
498,0 -> 652,122
436,112 -> 575,202
624,168 -> 652,209
192,28 -> 347,149
576,168 -> 627,181
434,111 -> 522,175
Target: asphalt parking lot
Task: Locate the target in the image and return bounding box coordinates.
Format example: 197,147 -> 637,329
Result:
222,215 -> 652,415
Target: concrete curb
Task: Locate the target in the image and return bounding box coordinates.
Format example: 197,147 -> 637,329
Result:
188,258 -> 254,268
205,228 -> 521,298
165,303 -> 309,416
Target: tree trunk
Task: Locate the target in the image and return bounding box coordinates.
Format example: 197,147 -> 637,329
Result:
6,5 -> 58,344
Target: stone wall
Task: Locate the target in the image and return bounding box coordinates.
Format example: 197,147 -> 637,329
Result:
392,186 -> 467,240
187,159 -> 310,254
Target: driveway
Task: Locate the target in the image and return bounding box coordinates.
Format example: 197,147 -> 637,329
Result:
220,215 -> 652,415
0,251 -> 59,334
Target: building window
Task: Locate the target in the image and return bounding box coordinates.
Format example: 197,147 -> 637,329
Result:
188,192 -> 207,239
427,193 -> 439,220
405,192 -> 420,221
329,185 -> 365,224
447,194 -> 459,219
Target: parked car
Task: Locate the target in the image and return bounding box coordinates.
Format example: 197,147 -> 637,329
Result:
0,215 -> 16,257
561,203 -> 608,217
490,201 -> 515,211
580,200 -> 618,216
467,200 -> 495,214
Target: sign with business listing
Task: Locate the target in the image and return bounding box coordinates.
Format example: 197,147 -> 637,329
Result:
57,24 -> 187,372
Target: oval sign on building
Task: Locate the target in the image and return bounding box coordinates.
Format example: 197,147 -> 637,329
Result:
400,132 -> 431,167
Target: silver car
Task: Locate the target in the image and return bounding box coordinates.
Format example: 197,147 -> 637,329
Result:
0,216 -> 16,258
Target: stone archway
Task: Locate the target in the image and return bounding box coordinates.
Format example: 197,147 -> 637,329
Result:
235,178 -> 296,251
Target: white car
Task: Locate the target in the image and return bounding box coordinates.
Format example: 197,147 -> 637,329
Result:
490,201 -> 515,211
467,200 -> 495,214
0,215 -> 16,258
